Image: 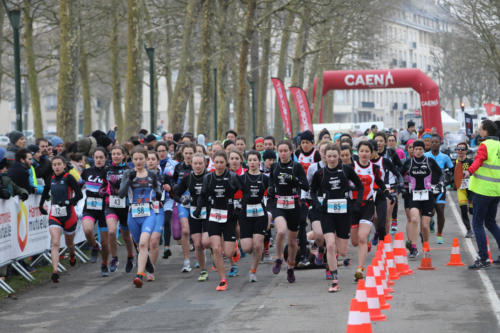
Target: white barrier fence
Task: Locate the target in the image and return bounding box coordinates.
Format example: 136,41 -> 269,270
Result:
0,194 -> 88,294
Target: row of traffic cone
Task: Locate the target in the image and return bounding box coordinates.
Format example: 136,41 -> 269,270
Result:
346,233 -> 470,332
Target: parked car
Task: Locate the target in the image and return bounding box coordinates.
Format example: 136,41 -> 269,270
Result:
0,136 -> 9,148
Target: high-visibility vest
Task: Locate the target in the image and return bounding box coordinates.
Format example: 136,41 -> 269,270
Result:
469,139 -> 500,197
30,165 -> 37,187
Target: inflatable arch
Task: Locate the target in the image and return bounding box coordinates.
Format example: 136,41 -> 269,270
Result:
312,69 -> 443,136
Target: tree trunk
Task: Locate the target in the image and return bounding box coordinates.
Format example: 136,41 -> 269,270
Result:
249,18 -> 259,140
289,7 -> 309,134
215,1 -> 230,140
273,8 -> 295,139
168,0 -> 198,133
110,0 -> 123,141
197,0 -> 212,137
164,21 -> 173,108
22,0 -> 43,138
124,0 -> 143,139
0,7 -> 4,101
312,41 -> 328,124
56,0 -> 80,142
188,85 -> 195,132
256,0 -> 272,136
80,45 -> 92,136
235,0 -> 257,137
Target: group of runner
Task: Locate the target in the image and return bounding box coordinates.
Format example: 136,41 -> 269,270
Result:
39,125 -> 467,292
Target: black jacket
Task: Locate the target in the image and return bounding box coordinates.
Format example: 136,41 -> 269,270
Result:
8,161 -> 34,193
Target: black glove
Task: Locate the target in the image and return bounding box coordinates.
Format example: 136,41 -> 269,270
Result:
180,195 -> 191,206
19,192 -> 28,201
284,174 -> 296,185
312,199 -> 322,211
156,192 -> 163,202
129,170 -> 137,181
192,207 -> 201,218
384,190 -> 395,204
0,186 -> 11,199
39,205 -> 48,215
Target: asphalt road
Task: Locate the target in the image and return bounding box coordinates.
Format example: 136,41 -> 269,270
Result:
1,191 -> 499,333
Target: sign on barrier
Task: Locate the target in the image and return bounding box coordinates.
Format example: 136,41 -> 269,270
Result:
0,198 -> 15,266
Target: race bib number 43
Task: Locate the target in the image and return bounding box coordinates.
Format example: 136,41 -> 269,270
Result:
327,199 -> 347,214
109,195 -> 126,209
131,203 -> 150,218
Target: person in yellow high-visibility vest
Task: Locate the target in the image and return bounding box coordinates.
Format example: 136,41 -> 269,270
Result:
464,119 -> 500,269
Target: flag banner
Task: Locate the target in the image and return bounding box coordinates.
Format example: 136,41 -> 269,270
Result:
289,86 -> 313,132
271,77 -> 293,138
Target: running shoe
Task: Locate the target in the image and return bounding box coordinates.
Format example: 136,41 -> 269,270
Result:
69,254 -> 76,267
272,259 -> 283,274
110,257 -> 119,272
146,258 -> 155,273
125,257 -> 134,273
194,260 -> 200,269
198,270 -> 209,282
343,258 -> 351,267
133,274 -> 144,288
354,267 -> 364,281
468,258 -> 491,270
314,249 -> 324,266
263,249 -> 273,262
325,270 -> 333,280
406,240 -> 412,251
51,272 -> 59,283
408,248 -> 419,260
371,233 -> 379,246
101,264 -> 109,277
190,243 -> 195,252
228,265 -> 239,277
297,257 -> 310,268
163,248 -> 172,259
287,268 -> 296,283
147,273 -> 155,281
436,236 -> 443,244
430,219 -> 435,233
249,272 -> 258,282
232,243 -> 241,263
182,260 -> 192,273
390,221 -> 398,234
216,279 -> 228,291
465,230 -> 474,238
328,274 -> 339,293
89,245 -> 100,263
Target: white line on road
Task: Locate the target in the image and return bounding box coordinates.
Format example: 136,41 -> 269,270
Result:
449,198 -> 500,326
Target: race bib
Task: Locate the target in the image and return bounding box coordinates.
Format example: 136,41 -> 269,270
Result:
246,203 -> 265,217
327,199 -> 347,214
86,197 -> 103,210
412,190 -> 429,201
460,178 -> 469,190
131,203 -> 150,218
277,196 -> 295,209
51,205 -> 67,217
190,206 -> 207,219
209,209 -> 228,223
152,201 -> 160,214
109,195 -> 126,209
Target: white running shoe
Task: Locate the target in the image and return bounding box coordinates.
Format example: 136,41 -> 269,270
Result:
249,272 -> 257,282
182,259 -> 192,273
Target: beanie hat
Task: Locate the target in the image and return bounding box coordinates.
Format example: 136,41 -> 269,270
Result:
8,130 -> 24,145
91,130 -> 112,148
50,136 -> 64,147
300,130 -> 314,143
77,136 -> 97,156
262,149 -> 276,161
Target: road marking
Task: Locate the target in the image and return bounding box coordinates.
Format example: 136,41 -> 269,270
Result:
449,198 -> 500,326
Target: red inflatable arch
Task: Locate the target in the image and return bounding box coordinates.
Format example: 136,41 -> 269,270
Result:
312,69 -> 443,137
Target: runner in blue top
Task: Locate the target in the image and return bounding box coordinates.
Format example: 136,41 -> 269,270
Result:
118,147 -> 163,288
424,134 -> 454,244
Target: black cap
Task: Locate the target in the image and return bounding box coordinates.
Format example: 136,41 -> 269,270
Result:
263,149 -> 276,161
300,130 -> 314,143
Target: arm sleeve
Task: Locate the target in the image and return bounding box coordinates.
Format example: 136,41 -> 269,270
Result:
309,170 -> 322,208
468,144 -> 487,174
345,165 -> 364,205
118,170 -> 132,198
197,174 -> 210,210
173,175 -> 188,202
12,180 -> 29,198
429,159 -> 443,184
67,174 -> 83,204
384,158 -> 401,180
39,181 -> 50,206
294,163 -> 309,192
391,151 -> 403,172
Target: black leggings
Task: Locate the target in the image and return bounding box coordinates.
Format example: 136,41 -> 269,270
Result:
392,199 -> 398,220
163,210 -> 172,247
459,205 -> 472,231
375,194 -> 387,241
298,202 -> 308,258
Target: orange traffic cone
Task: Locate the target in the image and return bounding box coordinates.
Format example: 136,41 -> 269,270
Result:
446,237 -> 465,266
371,258 -> 392,307
383,234 -> 400,281
418,242 -> 435,270
487,235 -> 494,264
355,279 -> 369,307
365,266 -> 386,321
393,232 -> 413,275
346,298 -> 373,333
374,255 -> 394,294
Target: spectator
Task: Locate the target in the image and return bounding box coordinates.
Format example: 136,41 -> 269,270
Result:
91,130 -> 113,151
50,136 -> 64,155
35,138 -> 53,185
5,130 -> 26,163
8,148 -> 35,193
27,145 -> 44,195
107,125 -> 118,141
398,120 -> 418,147
464,119 -> 500,269
76,136 -> 97,158
368,124 -> 378,139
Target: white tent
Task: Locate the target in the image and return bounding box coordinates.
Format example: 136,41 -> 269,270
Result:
441,111 -> 460,133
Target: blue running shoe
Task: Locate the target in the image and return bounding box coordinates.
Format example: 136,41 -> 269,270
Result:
228,265 -> 239,277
